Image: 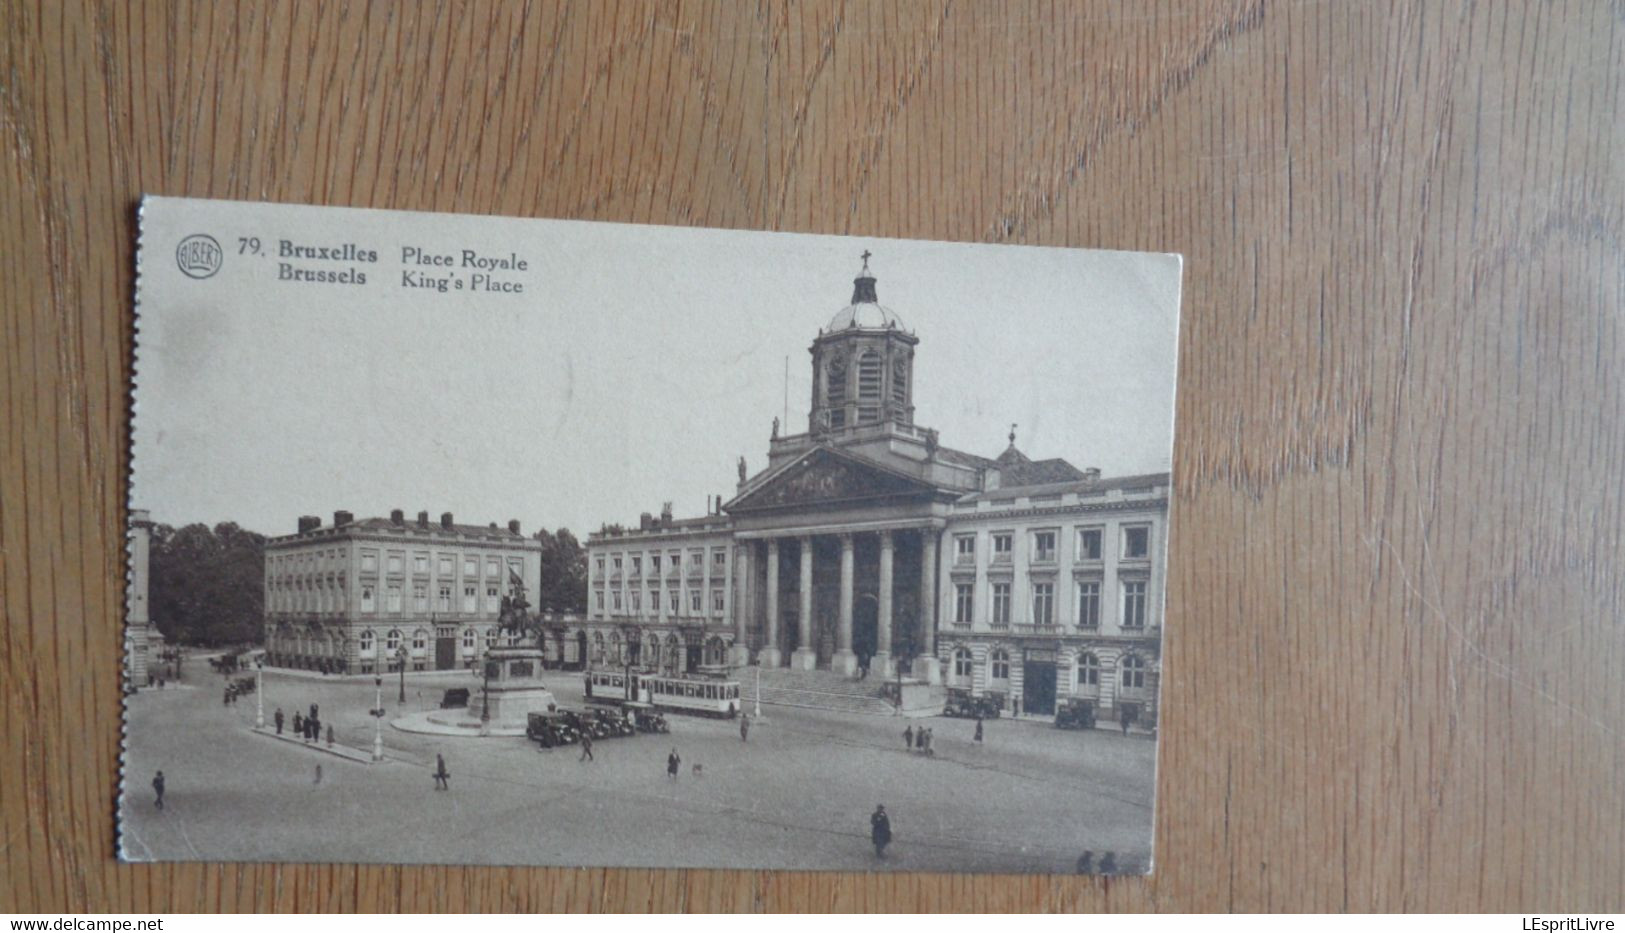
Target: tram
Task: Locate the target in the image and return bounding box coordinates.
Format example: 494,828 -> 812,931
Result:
584,670 -> 742,718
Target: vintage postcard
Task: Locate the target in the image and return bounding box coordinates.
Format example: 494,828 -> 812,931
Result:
123,197 -> 1182,873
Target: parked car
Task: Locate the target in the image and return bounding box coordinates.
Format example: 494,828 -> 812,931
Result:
526,712 -> 580,748
1055,697 -> 1096,730
439,688 -> 470,709
943,688 -> 1003,719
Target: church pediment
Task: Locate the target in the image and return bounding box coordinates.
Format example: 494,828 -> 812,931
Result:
726,447 -> 938,513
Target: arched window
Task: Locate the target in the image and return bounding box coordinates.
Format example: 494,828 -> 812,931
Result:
953,647 -> 974,677
857,350 -> 882,422
1078,651 -> 1100,686
1121,654 -> 1145,689
608,632 -> 622,664
462,627 -> 476,650
484,627 -> 498,650
411,629 -> 428,655
990,648 -> 1010,681
386,629 -> 402,652
705,637 -> 726,666
591,632 -> 605,664
648,638 -> 661,668
358,629 -> 375,657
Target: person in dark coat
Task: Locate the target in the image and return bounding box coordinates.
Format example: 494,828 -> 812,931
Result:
433,753 -> 450,790
151,771 -> 165,810
870,804 -> 892,858
903,724 -> 914,750
578,731 -> 594,762
1075,850 -> 1094,874
326,724 -> 335,747
1099,852 -> 1117,874
739,714 -> 750,742
292,711 -> 304,735
666,748 -> 681,780
974,716 -> 984,744
273,708 -> 284,735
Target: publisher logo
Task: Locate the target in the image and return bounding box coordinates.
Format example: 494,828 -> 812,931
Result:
175,234 -> 222,279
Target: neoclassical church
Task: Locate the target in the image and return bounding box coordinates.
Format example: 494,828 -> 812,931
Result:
581,255 -> 1168,723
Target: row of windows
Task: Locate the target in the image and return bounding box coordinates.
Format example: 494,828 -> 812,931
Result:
269,550 -> 523,584
950,647 -> 1149,688
953,525 -> 1152,566
595,587 -> 727,615
952,579 -> 1148,628
596,548 -> 729,577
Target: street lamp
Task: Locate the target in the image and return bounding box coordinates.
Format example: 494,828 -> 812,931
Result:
481,656 -> 494,723
254,655 -> 265,729
370,675 -> 385,762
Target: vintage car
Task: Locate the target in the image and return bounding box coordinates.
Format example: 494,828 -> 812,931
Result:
942,688 -> 1003,719
525,711 -> 581,748
623,701 -> 670,734
1055,697 -> 1097,730
439,687 -> 471,709
587,706 -> 638,738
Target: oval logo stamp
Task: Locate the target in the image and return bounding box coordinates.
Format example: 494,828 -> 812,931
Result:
175,233 -> 222,279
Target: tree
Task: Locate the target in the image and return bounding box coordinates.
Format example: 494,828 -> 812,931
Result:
148,521 -> 266,646
533,527 -> 587,613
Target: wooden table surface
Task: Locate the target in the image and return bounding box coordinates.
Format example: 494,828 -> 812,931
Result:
2,0 -> 1621,913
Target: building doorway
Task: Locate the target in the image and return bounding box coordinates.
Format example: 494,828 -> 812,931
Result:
1022,660 -> 1057,716
434,632 -> 457,671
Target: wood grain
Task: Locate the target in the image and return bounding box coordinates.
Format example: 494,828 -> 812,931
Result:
2,0 -> 1621,912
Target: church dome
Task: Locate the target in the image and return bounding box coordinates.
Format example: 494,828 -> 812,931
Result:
827,252 -> 909,332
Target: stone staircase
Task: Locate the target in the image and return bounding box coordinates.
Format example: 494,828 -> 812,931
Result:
737,666 -> 898,716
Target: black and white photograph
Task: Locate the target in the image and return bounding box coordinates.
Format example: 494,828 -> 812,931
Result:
122,196 -> 1182,873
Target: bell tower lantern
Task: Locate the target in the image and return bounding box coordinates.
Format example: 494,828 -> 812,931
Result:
808,252 -> 919,435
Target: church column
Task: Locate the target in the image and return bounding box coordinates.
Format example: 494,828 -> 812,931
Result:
913,527 -> 942,683
874,530 -> 895,678
730,542 -> 752,666
791,536 -> 817,670
761,538 -> 782,667
833,533 -> 858,676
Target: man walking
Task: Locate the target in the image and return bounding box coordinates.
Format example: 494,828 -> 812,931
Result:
578,731 -> 595,762
923,728 -> 935,757
314,764 -> 323,785
903,724 -> 914,750
974,715 -> 984,744
273,707 -> 284,735
151,770 -> 165,810
739,713 -> 750,742
292,711 -> 304,736
666,747 -> 681,781
870,804 -> 892,858
433,753 -> 450,790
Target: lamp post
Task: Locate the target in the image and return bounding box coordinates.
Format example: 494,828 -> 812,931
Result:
370,675 -> 385,762
254,656 -> 265,729
481,656 -> 493,724
754,663 -> 762,719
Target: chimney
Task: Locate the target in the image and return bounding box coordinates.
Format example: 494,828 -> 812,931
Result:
640,512 -> 653,530
660,501 -> 673,524
297,515 -> 321,534
508,519 -> 521,534
441,512 -> 454,529
390,508 -> 405,526
417,510 -> 429,528
332,510 -> 353,527
1083,467 -> 1102,483
714,493 -> 722,514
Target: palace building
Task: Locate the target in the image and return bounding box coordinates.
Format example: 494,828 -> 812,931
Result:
262,509 -> 544,674
579,255 -> 1169,723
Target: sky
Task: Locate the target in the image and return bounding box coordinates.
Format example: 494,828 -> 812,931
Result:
133,199 -> 1182,538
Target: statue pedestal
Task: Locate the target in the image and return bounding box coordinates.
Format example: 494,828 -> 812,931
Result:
911,655 -> 943,685
832,648 -> 859,677
789,647 -> 818,671
421,645 -> 556,735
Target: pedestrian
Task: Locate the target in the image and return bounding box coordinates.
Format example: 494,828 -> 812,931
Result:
903,724 -> 914,750
222,687 -> 231,707
292,711 -> 304,735
433,753 -> 450,790
326,724 -> 335,747
1075,850 -> 1094,874
1013,696 -> 1021,718
274,708 -> 284,735
870,804 -> 892,858
1099,851 -> 1117,874
578,731 -> 594,762
974,716 -> 983,744
314,764 -> 322,785
924,728 -> 934,757
157,678 -> 165,690
739,713 -> 750,742
913,727 -> 924,753
1119,706 -> 1132,736
151,770 -> 165,810
666,747 -> 681,781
